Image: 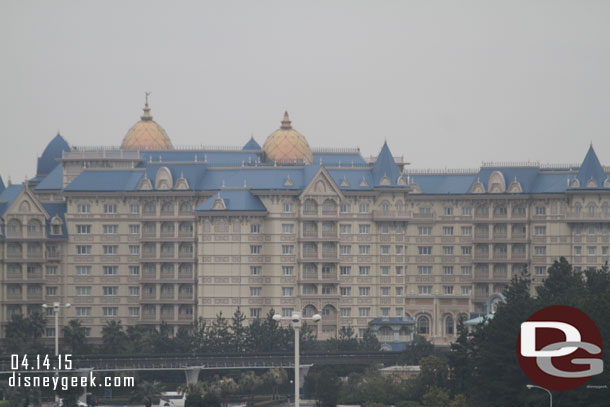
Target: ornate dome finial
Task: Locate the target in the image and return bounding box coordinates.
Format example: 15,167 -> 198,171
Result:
141,91 -> 153,121
281,111 -> 292,129
121,93 -> 172,150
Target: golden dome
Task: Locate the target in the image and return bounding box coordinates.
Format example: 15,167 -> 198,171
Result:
262,112 -> 313,164
121,95 -> 172,150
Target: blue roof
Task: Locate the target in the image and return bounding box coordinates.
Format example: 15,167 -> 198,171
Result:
196,189 -> 267,212
242,137 -> 262,150
369,317 -> 415,326
139,150 -> 261,166
313,152 -> 367,166
575,145 -> 606,188
65,170 -> 144,192
42,203 -> 67,238
411,174 -> 476,194
35,164 -> 64,190
372,142 -> 401,187
0,184 -> 24,217
0,176 -> 4,194
380,342 -> 408,351
37,133 -> 70,176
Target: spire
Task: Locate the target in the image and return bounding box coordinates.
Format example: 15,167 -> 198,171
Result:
141,91 -> 153,121
372,141 -> 400,187
576,145 -> 605,188
281,111 -> 292,129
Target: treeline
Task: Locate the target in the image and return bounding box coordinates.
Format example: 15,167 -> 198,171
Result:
2,308 -> 381,356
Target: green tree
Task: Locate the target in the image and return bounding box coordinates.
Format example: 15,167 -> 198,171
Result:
239,371 -> 263,406
422,386 -> 450,407
209,312 -> 231,352
130,380 -> 164,407
62,319 -> 89,354
313,367 -> 341,407
201,392 -> 222,407
212,376 -> 238,407
263,368 -> 288,400
401,334 -> 434,364
101,320 -> 129,354
359,328 -> 381,351
231,307 -> 247,352
4,312 -> 46,353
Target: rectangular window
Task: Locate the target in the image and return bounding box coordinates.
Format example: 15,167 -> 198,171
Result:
443,226 -> 454,236
76,225 -> 91,234
419,207 -> 431,214
396,307 -> 404,317
359,203 -> 370,213
340,266 -> 351,275
395,245 -> 403,254
395,287 -> 403,296
418,266 -> 432,275
340,287 -> 351,296
380,287 -> 390,296
359,308 -> 370,317
535,226 -> 546,236
282,245 -> 294,255
130,204 -> 139,214
102,245 -> 118,255
340,204 -> 351,213
129,266 -> 140,276
250,266 -> 262,275
588,246 -> 596,256
575,246 -> 582,255
381,245 -> 390,254
250,224 -> 261,233
461,286 -> 472,295
340,245 -> 351,255
129,245 -> 140,255
418,246 -> 432,255
46,287 -> 58,296
283,202 -> 293,213
340,308 -> 351,317
443,246 -> 454,255
444,207 -> 453,216
461,226 -> 472,236
461,246 -> 472,255
77,204 -> 90,214
250,308 -> 261,318
418,285 -> 432,295
395,266 -> 403,275
462,207 -> 472,216
103,287 -> 118,296
418,226 -> 432,236
129,287 -> 140,296
282,308 -> 293,317
589,226 -> 597,236
380,224 -> 390,234
443,286 -> 454,295
535,206 -> 546,216
250,245 -> 262,254
250,287 -> 262,297
359,245 -> 370,255
76,287 -> 91,296
46,328 -> 56,337
443,266 -> 454,275
129,224 -> 140,234
282,266 -> 294,276
103,225 -> 118,234
282,287 -> 294,297
535,246 -> 546,255
535,266 -> 546,275
359,266 -> 370,275
461,266 -> 472,275
76,307 -> 91,317
359,287 -> 370,296
381,266 -> 390,275
129,307 -> 140,317
46,266 -> 57,275
359,224 -> 370,234
103,266 -> 118,275
381,307 -> 390,317
603,247 -> 609,255
103,307 -> 118,316
340,224 -> 352,234
76,245 -> 91,255
282,224 -> 294,234
76,266 -> 91,276
103,204 -> 118,214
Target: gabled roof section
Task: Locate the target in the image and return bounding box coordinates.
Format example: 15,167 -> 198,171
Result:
42,203 -> 67,238
37,133 -> 71,177
196,190 -> 267,212
242,137 -> 262,150
300,166 -> 345,201
65,170 -> 144,192
372,142 -> 401,187
0,184 -> 24,217
35,164 -> 64,190
575,145 -> 606,189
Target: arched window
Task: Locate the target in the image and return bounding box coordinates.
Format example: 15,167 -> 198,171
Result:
380,201 -> 391,214
322,199 -> 336,214
445,315 -> 455,335
180,202 -> 193,214
321,304 -> 336,316
304,200 -> 317,214
417,315 -> 430,335
303,305 -> 317,317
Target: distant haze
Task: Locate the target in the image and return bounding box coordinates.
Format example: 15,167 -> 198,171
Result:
1,1 -> 610,180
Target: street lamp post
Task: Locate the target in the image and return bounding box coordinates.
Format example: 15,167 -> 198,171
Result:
526,384 -> 552,407
273,311 -> 321,407
42,301 -> 71,404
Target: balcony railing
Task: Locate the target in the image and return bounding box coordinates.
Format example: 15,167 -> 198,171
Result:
160,292 -> 175,300
179,251 -> 193,258
303,230 -> 318,237
178,292 -> 193,300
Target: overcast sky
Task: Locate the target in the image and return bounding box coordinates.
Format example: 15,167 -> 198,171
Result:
1,1 -> 610,181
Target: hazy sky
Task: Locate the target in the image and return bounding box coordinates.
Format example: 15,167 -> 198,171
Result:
1,1 -> 610,181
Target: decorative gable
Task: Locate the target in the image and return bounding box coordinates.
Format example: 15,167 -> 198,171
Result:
284,176 -> 294,187
211,195 -> 227,210
471,180 -> 486,194
507,178 -> 523,193
488,171 -> 506,193
340,176 -> 350,187
155,167 -> 173,190
138,176 -> 153,190
586,177 -> 598,188
300,167 -> 345,201
175,173 -> 190,190
360,176 -> 369,187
